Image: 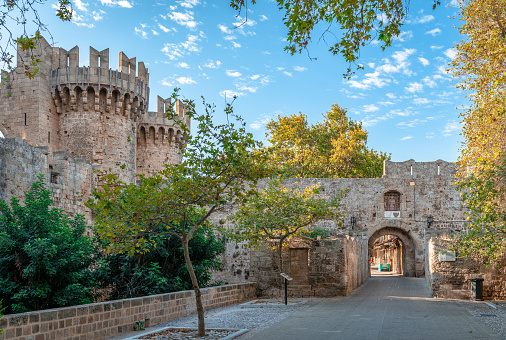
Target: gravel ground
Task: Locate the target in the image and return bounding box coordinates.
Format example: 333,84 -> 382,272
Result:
461,300 -> 506,338
157,298 -> 315,339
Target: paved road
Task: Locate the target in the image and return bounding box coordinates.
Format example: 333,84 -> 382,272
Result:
247,270 -> 503,340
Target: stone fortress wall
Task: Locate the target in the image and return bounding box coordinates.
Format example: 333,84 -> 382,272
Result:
214,159 -> 467,286
0,37 -> 190,221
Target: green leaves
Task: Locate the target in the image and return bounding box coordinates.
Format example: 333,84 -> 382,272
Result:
0,175 -> 99,313
230,0 -> 438,77
260,104 -> 390,179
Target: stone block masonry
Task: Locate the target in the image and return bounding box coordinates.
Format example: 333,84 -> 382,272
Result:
425,238 -> 506,300
0,283 -> 256,340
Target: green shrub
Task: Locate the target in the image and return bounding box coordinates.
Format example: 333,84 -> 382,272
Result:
96,225 -> 225,299
0,175 -> 99,313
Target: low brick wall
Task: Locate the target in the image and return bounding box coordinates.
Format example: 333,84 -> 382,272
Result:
0,283 -> 256,340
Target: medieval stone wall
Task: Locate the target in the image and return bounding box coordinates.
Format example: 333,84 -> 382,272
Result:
426,238 -> 506,300
247,235 -> 368,297
214,160 -> 467,285
0,137 -> 95,223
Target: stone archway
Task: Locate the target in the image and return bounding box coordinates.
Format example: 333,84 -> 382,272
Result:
368,227 -> 416,277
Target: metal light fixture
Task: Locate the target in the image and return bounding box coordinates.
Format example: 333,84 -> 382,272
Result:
351,216 -> 356,230
427,215 -> 434,228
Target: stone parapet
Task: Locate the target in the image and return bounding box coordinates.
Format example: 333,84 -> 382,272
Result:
0,283 -> 257,340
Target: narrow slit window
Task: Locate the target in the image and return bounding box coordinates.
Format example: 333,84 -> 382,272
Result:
410,165 -> 413,176
48,131 -> 50,143
438,165 -> 440,175
24,113 -> 27,126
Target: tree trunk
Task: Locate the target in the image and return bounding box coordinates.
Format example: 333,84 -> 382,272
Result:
182,239 -> 205,337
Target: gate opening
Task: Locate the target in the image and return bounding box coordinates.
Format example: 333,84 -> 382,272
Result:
370,234 -> 403,274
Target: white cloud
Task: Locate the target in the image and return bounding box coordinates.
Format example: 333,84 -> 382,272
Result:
422,76 -> 437,88
176,76 -> 196,85
100,0 -> 132,7
262,51 -> 271,55
177,62 -> 190,68
430,45 -> 444,50
74,22 -> 94,28
367,62 -> 375,68
158,24 -> 170,32
237,85 -> 257,93
417,14 -> 434,23
218,24 -> 232,34
363,104 -> 380,112
203,60 -> 222,69
386,93 -> 397,99
400,136 -> 413,141
168,11 -> 199,29
418,57 -> 429,66
276,67 -> 285,71
425,28 -> 442,36
442,120 -> 462,136
259,15 -> 268,21
231,41 -> 241,48
378,101 -> 395,106
393,31 -> 413,42
413,98 -> 431,105
250,74 -> 260,80
444,48 -> 457,60
75,0 -> 89,12
161,32 -> 204,60
134,26 -> 148,39
226,70 -> 242,77
178,0 -> 200,8
92,10 -> 105,21
294,66 -> 307,72
405,82 -> 423,93
283,71 -> 293,77
426,132 -> 435,139
220,90 -> 243,98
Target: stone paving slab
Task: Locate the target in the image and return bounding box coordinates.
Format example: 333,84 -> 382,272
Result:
246,272 -> 503,340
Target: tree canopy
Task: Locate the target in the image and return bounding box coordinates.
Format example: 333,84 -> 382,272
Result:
451,0 -> 506,263
231,0 -> 441,77
260,104 -> 389,179
88,92 -> 269,336
229,180 -> 346,272
0,175 -> 99,314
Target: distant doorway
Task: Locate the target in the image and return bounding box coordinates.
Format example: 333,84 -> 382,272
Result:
368,227 -> 416,277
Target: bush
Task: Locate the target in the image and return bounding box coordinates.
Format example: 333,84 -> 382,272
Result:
0,176 -> 99,313
96,225 -> 225,299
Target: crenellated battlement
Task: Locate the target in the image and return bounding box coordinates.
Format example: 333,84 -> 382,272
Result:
383,159 -> 456,178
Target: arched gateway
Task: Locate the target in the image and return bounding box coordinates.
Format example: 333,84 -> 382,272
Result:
368,227 -> 417,277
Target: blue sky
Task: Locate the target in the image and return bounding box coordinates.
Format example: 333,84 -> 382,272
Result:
29,0 -> 466,162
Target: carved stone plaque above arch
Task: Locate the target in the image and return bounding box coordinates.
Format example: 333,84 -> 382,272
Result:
384,190 -> 401,218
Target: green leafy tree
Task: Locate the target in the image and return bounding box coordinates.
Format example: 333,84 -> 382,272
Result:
88,93 -> 269,337
230,0 -> 441,77
450,0 -> 506,263
0,300 -> 5,335
1,1 -> 73,79
261,104 -> 389,179
0,175 -> 99,314
98,225 -> 224,300
229,180 -> 346,273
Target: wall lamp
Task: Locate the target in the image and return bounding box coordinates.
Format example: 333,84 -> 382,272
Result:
427,215 -> 434,228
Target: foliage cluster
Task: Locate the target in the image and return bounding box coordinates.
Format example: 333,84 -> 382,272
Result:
0,175 -> 225,315
0,175 -> 98,314
231,0 -> 440,77
451,0 -> 506,262
88,93 -> 269,336
229,180 -> 346,272
260,104 -> 389,179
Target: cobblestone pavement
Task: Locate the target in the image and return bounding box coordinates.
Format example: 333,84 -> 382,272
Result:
108,270 -> 506,340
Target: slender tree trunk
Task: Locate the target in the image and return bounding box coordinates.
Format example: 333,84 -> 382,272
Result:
182,238 -> 205,337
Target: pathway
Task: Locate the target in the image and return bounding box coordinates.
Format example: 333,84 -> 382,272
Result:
246,270 -> 503,340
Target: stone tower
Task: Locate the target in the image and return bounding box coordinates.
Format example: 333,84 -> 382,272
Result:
0,37 -> 188,184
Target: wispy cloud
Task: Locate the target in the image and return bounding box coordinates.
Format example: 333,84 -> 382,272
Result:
161,32 -> 205,60
444,48 -> 457,60
259,15 -> 268,21
363,104 -> 380,112
220,90 -> 243,98
100,0 -> 132,8
176,62 -> 190,68
168,10 -> 199,29
203,60 -> 222,69
283,71 -> 293,77
418,57 -> 429,66
425,28 -> 442,36
226,70 -> 242,77
400,136 -> 413,141
178,0 -> 200,8
442,120 -> 462,136
176,76 -> 196,85
405,82 -> 423,93
294,66 -> 307,72
416,14 -> 434,23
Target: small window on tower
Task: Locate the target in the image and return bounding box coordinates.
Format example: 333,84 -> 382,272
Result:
24,113 -> 27,126
48,131 -> 50,143
50,172 -> 59,184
